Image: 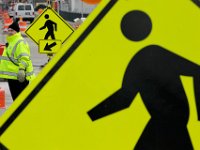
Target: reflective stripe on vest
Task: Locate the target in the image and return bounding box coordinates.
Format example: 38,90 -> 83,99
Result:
0,71 -> 17,77
0,56 -> 10,61
7,39 -> 27,66
0,70 -> 34,77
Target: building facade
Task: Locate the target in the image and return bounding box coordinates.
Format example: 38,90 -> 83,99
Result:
59,0 -> 97,22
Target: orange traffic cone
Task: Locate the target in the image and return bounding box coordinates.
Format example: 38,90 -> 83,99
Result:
2,12 -> 10,19
18,17 -> 27,32
0,88 -> 5,108
38,8 -> 43,15
3,18 -> 13,32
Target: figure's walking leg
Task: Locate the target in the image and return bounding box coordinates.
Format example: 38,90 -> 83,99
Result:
44,32 -> 50,39
51,33 -> 55,39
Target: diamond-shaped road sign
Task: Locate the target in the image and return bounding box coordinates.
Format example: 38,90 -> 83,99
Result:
0,0 -> 200,149
25,7 -> 74,54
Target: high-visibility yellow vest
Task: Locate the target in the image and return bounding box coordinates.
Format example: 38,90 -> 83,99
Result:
0,32 -> 35,81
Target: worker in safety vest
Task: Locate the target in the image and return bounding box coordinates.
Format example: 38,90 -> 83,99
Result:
0,21 -> 35,100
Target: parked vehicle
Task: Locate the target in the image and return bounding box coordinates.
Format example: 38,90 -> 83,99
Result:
13,3 -> 35,23
8,6 -> 14,17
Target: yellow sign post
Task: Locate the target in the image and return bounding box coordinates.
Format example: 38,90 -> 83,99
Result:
0,0 -> 200,149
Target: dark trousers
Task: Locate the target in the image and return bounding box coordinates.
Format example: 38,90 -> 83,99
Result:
8,79 -> 29,101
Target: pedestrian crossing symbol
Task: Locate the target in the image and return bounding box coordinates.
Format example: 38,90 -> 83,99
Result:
25,7 -> 74,45
0,0 -> 200,149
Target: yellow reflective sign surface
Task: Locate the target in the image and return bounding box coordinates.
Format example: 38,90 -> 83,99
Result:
39,39 -> 62,54
0,0 -> 200,149
25,7 -> 74,45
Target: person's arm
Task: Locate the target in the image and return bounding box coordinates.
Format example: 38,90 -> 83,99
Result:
88,87 -> 138,121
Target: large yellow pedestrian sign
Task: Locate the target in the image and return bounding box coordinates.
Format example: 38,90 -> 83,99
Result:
25,7 -> 74,45
0,0 -> 200,149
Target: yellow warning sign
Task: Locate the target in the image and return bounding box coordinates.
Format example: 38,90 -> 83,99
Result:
0,0 -> 200,149
25,7 -> 74,45
39,39 -> 62,54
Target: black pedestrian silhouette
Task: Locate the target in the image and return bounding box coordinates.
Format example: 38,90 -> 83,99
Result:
39,14 -> 57,39
88,10 -> 200,150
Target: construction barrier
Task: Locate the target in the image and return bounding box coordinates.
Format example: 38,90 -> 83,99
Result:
38,8 -> 43,15
3,17 -> 13,32
2,12 -> 10,20
0,88 -> 5,108
0,44 -> 5,55
18,18 -> 27,32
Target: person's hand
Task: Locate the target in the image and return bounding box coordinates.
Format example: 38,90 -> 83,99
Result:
17,69 -> 25,83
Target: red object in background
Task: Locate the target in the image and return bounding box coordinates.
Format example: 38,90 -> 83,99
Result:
0,88 -> 5,108
81,0 -> 101,4
0,44 -> 5,56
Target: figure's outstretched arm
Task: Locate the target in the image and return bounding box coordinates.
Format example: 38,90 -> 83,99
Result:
194,75 -> 200,121
39,25 -> 46,30
88,87 -> 138,121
